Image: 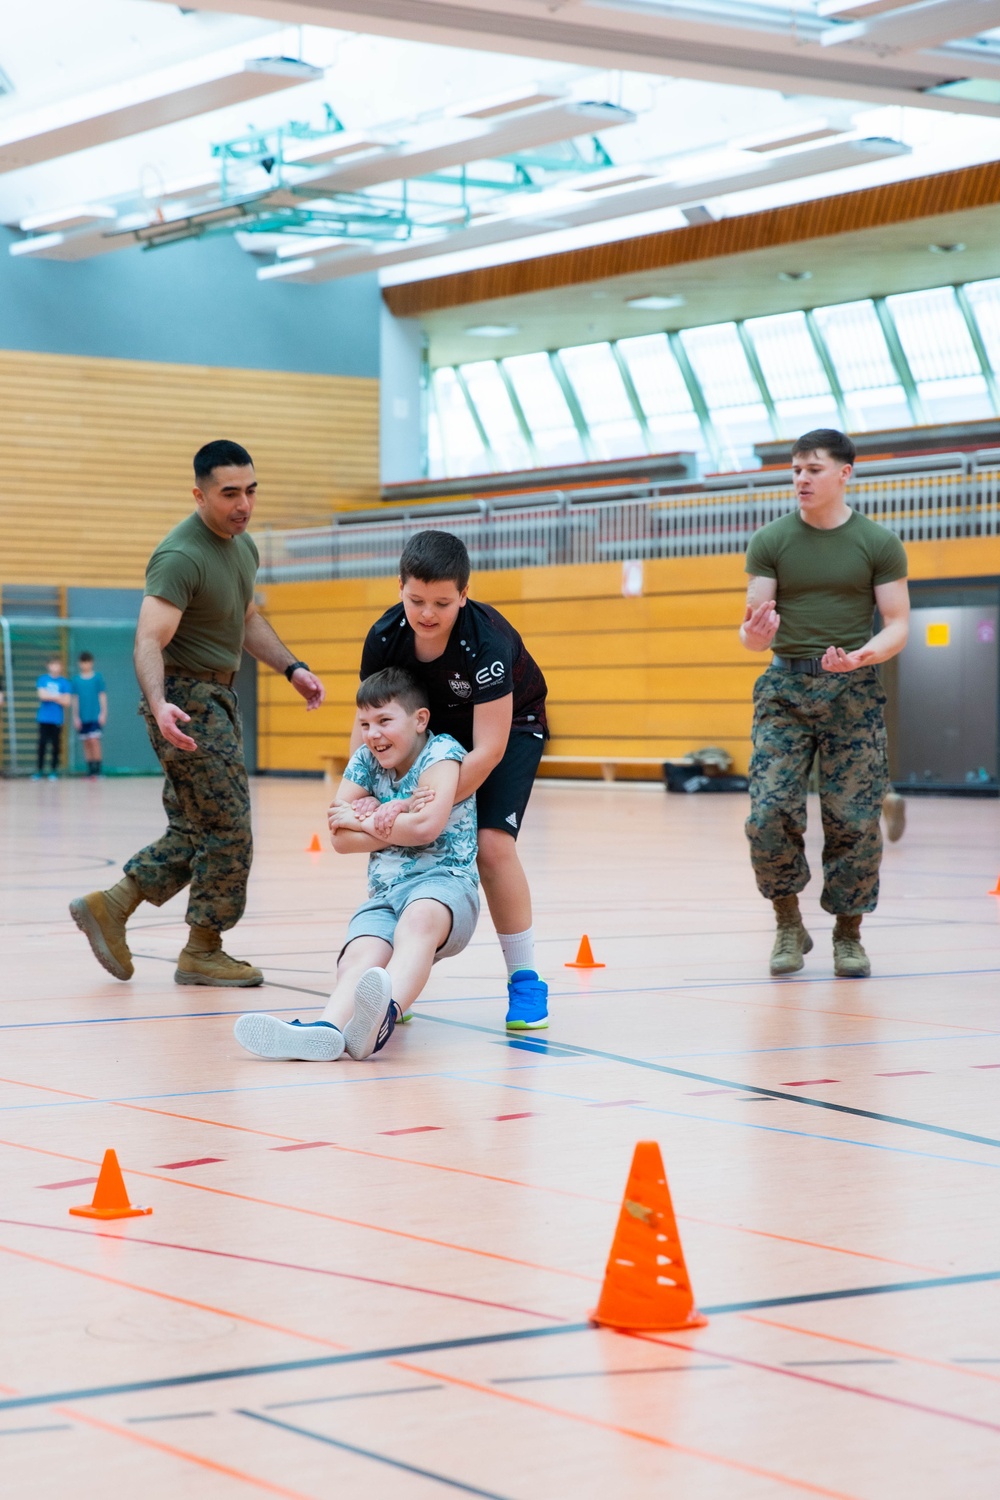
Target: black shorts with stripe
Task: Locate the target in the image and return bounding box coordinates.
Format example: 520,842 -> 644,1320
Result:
476,730 -> 545,839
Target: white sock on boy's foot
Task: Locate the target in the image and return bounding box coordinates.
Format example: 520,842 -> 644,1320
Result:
498,927 -> 535,978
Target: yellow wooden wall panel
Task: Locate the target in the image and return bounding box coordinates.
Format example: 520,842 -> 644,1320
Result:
258,557 -> 762,778
0,348 -> 379,587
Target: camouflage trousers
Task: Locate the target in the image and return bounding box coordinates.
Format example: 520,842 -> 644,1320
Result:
745,665 -> 888,915
125,677 -> 252,932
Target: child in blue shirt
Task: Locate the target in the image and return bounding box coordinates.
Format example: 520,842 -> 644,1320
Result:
33,657 -> 72,781
70,651 -> 108,780
235,666 -> 479,1062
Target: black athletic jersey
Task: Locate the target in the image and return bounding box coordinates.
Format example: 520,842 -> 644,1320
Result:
360,599 -> 548,751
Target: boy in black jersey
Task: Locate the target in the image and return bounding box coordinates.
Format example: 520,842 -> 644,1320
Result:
356,531 -> 549,1030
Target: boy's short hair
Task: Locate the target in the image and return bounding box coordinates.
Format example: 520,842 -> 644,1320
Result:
78,651 -> 94,664
792,428 -> 856,466
357,667 -> 429,716
399,530 -> 470,592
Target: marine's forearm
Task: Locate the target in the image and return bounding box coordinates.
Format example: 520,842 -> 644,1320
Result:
134,634 -> 167,710
243,609 -> 298,674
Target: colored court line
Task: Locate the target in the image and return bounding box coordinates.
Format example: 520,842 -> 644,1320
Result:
6,1269 -> 1000,1417
743,1314 -> 1000,1387
263,1384 -> 442,1411
420,1015 -> 1000,1152
379,1126 -> 442,1136
394,1358 -> 862,1500
0,1423 -> 72,1436
58,1406 -> 321,1500
270,1142 -> 330,1152
0,1075 -> 948,1273
38,1176 -> 98,1191
0,1324 -> 588,1414
238,1409 -> 516,1500
492,1364 -> 729,1383
159,1157 -> 224,1169
0,1241 -> 352,1352
0,1218 -> 565,1324
0,1136 -> 600,1284
640,1333 -> 1000,1437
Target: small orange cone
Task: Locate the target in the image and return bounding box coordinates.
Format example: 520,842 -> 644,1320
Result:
989,875 -> 1000,895
565,934 -> 605,969
590,1140 -> 706,1333
307,833 -> 323,853
70,1149 -> 152,1221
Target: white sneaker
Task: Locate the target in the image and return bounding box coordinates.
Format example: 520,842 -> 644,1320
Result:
344,968 -> 394,1060
234,1013 -> 344,1061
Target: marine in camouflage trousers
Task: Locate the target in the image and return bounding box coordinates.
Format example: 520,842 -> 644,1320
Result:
124,676 -> 252,932
745,665 -> 888,915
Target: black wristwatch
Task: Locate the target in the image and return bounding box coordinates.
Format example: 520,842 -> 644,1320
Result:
284,660 -> 310,681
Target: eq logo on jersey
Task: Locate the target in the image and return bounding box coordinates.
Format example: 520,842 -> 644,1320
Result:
475,660 -> 505,687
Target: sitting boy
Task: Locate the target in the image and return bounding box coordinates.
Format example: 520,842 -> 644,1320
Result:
234,666 -> 478,1062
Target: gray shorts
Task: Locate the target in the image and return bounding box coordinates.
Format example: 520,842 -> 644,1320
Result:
342,875 -> 480,963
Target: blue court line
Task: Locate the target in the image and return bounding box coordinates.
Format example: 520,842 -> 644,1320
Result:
448,1072 -> 1000,1172
237,1409 -> 515,1499
3,1269 -> 1000,1416
419,1015 -> 1000,1152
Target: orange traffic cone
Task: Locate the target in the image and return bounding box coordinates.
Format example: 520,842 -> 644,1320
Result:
70,1149 -> 152,1221
989,875 -> 1000,896
565,934 -> 605,969
590,1140 -> 706,1333
307,833 -> 323,853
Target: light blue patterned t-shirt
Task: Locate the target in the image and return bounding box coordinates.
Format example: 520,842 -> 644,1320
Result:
343,732 -> 479,899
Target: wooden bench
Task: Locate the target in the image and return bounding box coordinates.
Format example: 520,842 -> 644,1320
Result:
321,751 -> 668,786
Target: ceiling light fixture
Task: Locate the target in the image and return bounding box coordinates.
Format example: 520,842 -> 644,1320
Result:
928,242 -> 966,254
778,270 -> 813,281
626,295 -> 685,310
465,324 -> 519,336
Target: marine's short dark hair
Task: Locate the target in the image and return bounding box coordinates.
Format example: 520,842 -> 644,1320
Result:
78,651 -> 94,664
193,439 -> 254,484
399,530 -> 470,592
792,428 -> 856,466
356,667 -> 429,716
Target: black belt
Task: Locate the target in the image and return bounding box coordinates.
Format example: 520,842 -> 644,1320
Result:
164,666 -> 236,687
772,654 -> 825,676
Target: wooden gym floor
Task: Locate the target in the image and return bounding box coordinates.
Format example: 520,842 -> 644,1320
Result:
2,775 -> 1000,1500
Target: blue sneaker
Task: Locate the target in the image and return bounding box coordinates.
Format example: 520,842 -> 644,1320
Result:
234,1013 -> 344,1061
505,969 -> 549,1031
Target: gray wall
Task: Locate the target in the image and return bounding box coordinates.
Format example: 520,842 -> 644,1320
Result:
380,306 -> 425,484
0,228 -> 380,377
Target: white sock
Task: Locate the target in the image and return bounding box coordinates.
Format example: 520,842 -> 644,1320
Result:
498,928 -> 535,978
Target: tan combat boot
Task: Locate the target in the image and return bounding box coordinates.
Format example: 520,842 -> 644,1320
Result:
833,914 -> 871,978
770,894 -> 813,976
175,926 -> 263,987
69,875 -> 142,981
882,791 -> 906,843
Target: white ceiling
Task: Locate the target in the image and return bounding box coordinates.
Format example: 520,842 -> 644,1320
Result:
3,1 -> 1000,284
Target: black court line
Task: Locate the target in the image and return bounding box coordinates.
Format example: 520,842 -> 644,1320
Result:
2,1268 -> 999,1415
263,1384 -> 442,1411
237,1409 -> 516,1500
421,1015 -> 1000,1151
125,1411 -> 216,1424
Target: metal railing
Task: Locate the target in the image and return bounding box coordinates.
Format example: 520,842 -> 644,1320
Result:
256,449 -> 1000,583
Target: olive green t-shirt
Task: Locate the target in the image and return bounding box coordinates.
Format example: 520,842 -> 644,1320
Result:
144,512 -> 259,673
745,508 -> 907,659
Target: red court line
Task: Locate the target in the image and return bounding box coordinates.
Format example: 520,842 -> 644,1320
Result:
743,1314 -> 1000,1387
782,1080 -> 839,1087
972,1064 -> 1000,1069
0,1241 -> 351,1352
39,1177 -> 98,1191
0,1075 -> 942,1274
56,1406 -> 322,1500
494,1113 -> 536,1120
875,1071 -> 931,1077
0,1218 -> 564,1323
159,1157 -> 224,1169
379,1126 -> 442,1136
394,1358 -> 862,1499
270,1142 -> 331,1152
639,1333 -> 1000,1435
0,1137 -> 600,1284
